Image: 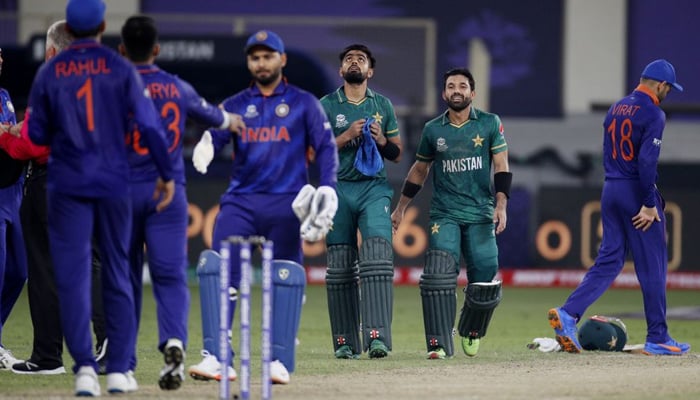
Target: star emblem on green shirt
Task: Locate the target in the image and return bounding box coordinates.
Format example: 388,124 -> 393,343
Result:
431,223 -> 440,234
472,134 -> 484,147
372,111 -> 383,124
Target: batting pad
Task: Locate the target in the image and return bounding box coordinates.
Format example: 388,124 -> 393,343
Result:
359,237 -> 394,351
326,245 -> 361,355
457,280 -> 502,339
196,249 -> 227,359
420,250 -> 459,356
272,260 -> 306,373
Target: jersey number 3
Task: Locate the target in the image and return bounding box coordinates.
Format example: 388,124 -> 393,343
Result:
607,117 -> 634,161
130,101 -> 182,155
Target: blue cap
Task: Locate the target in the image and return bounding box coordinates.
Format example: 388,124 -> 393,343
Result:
245,30 -> 284,54
66,0 -> 106,33
641,59 -> 683,92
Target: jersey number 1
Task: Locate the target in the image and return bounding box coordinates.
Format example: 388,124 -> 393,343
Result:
77,78 -> 95,132
607,117 -> 634,161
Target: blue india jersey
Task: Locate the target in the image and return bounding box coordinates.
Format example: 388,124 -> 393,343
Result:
603,84 -> 664,207
128,64 -> 226,184
28,39 -> 173,197
209,80 -> 338,196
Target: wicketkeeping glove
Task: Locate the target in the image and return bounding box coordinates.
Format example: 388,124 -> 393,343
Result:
292,184 -> 316,222
300,186 -> 338,242
192,130 -> 214,174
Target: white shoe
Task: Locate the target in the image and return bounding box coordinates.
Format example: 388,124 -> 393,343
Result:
270,360 -> 290,384
106,371 -> 138,393
75,366 -> 100,397
188,350 -> 237,382
159,338 -> 185,390
0,346 -> 22,370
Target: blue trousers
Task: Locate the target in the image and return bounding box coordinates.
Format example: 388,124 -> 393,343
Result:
129,182 -> 189,370
0,181 -> 27,345
562,179 -> 670,343
48,191 -> 135,373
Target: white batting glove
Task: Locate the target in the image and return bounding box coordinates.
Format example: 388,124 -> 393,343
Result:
292,184 -> 316,222
192,130 -> 214,174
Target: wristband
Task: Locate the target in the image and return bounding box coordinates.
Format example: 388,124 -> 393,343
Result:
379,140 -> 400,161
494,171 -> 513,198
401,180 -> 422,198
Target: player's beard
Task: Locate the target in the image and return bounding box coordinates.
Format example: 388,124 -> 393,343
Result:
447,94 -> 470,112
255,68 -> 282,86
343,70 -> 366,85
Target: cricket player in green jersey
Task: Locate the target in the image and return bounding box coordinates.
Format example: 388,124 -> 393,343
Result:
319,44 -> 403,360
391,67 -> 511,359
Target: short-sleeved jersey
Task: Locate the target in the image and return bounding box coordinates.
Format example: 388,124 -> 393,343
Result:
28,39 -> 172,197
209,80 -> 338,196
128,64 -> 225,184
319,87 -> 399,181
416,107 -> 507,223
603,85 -> 664,207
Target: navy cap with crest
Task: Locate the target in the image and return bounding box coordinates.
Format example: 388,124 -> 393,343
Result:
641,59 -> 683,91
245,30 -> 285,54
66,0 -> 106,33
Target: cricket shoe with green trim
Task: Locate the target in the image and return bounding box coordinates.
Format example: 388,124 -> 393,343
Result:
368,339 -> 389,359
461,337 -> 480,357
334,345 -> 359,359
427,347 -> 447,360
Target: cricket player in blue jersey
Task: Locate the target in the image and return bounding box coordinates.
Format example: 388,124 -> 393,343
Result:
119,15 -> 245,391
0,48 -> 28,371
27,0 -> 175,396
188,30 -> 338,384
548,59 -> 690,356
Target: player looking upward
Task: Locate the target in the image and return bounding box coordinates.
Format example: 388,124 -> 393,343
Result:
319,44 -> 402,359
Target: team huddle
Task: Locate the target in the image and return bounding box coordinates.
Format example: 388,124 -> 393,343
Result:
0,0 -> 690,397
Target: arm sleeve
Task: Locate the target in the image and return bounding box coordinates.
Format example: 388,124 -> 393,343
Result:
306,96 -> 338,188
638,112 -> 664,207
180,78 -> 226,129
128,69 -> 173,181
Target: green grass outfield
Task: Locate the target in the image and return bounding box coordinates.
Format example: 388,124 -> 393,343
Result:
1,284 -> 699,398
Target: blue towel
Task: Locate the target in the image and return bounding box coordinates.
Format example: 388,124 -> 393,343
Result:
353,117 -> 383,176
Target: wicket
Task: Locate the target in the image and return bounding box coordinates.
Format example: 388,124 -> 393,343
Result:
220,236 -> 273,400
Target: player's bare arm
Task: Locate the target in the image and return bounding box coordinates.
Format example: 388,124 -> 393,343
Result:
335,119 -> 365,148
391,160 -> 431,232
632,205 -> 660,232
493,150 -> 510,234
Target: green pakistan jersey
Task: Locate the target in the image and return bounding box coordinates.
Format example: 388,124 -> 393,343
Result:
320,87 -> 399,181
416,107 -> 507,223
